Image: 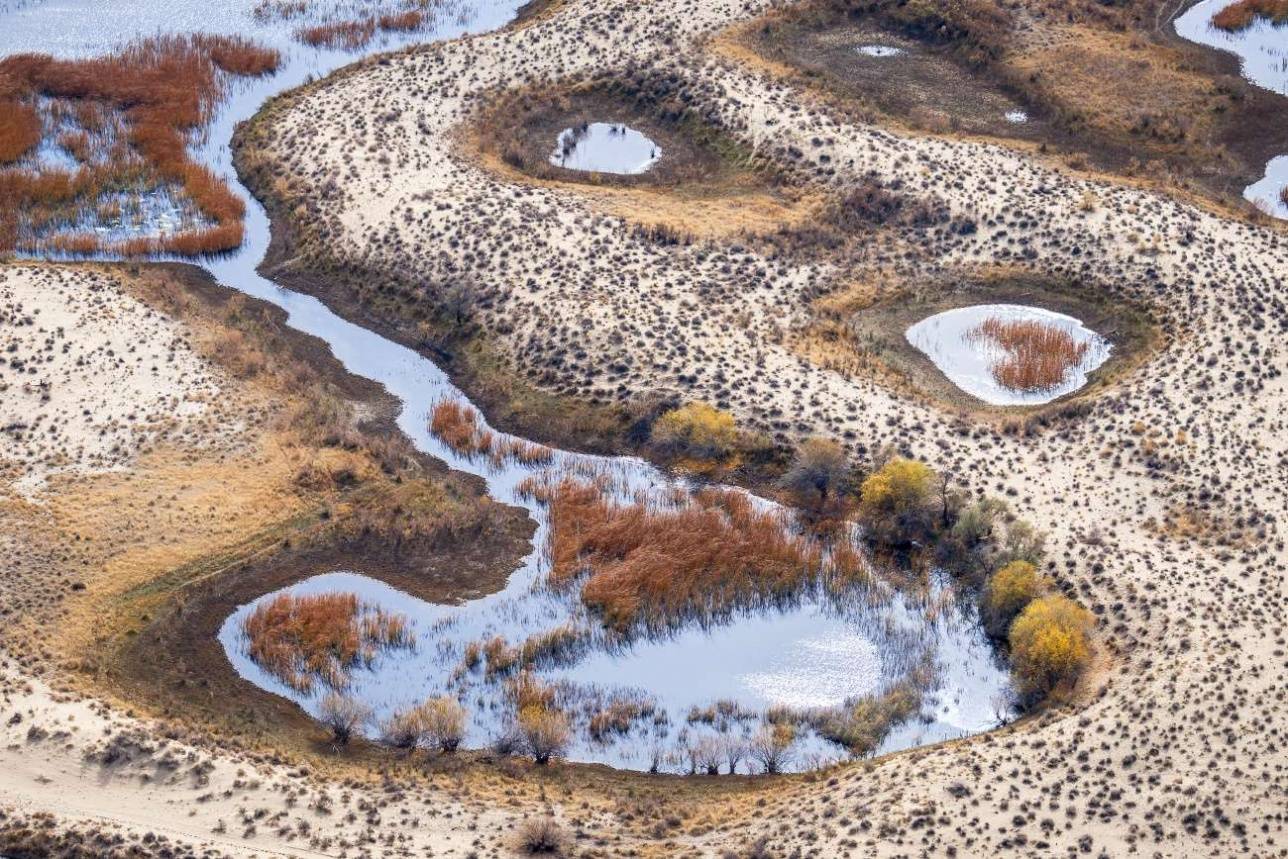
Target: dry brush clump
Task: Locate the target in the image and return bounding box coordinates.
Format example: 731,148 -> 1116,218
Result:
1212,0 -> 1288,30
0,34 -> 279,255
241,591 -> 411,692
967,316 -> 1090,393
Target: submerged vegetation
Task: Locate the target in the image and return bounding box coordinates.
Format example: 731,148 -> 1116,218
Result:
0,34 -> 279,256
242,592 -> 412,692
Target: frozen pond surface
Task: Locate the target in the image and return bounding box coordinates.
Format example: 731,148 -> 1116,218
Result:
6,0 -> 1012,771
907,304 -> 1111,406
856,44 -> 904,57
1004,109 -> 1029,124
550,123 -> 662,174
1175,0 -> 1288,219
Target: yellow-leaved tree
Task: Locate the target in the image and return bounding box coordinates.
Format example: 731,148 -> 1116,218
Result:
857,457 -> 936,545
982,559 -> 1044,637
651,402 -> 741,465
1009,595 -> 1093,701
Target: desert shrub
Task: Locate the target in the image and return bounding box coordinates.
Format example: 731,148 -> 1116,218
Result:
317,692 -> 372,747
419,697 -> 467,752
518,705 -> 571,765
778,437 -> 850,510
518,817 -> 566,855
379,708 -> 428,751
650,401 -> 741,463
1009,595 -> 1094,702
982,560 -> 1044,638
857,457 -> 937,546
749,723 -> 796,774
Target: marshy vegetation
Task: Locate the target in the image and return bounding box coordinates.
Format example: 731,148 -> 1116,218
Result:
1211,0 -> 1288,30
241,591 -> 412,692
967,315 -> 1091,393
0,34 -> 280,256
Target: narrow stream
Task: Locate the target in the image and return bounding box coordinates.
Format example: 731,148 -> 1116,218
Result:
1175,0 -> 1288,219
1,0 -> 1010,772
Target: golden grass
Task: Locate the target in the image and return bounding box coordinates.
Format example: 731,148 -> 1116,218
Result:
967,316 -> 1089,392
242,591 -> 411,692
1212,0 -> 1288,30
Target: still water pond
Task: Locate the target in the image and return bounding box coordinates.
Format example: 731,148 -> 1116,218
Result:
906,304 -> 1111,406
550,123 -> 662,174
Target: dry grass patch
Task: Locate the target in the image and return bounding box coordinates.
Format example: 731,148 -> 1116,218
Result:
242,591 -> 412,692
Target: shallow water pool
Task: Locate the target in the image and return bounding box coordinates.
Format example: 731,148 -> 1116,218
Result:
906,304 -> 1111,406
550,123 -> 662,174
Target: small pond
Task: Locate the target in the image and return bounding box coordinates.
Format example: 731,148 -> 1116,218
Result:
1175,0 -> 1288,219
549,123 -> 662,174
856,44 -> 904,57
1004,109 -> 1029,124
906,303 -> 1112,406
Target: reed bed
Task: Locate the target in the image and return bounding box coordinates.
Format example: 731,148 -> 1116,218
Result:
242,591 -> 411,693
1212,0 -> 1288,30
539,478 -> 827,630
429,397 -> 555,465
0,101 -> 41,164
0,34 -> 279,255
294,5 -> 430,48
967,316 -> 1089,392
297,19 -> 379,49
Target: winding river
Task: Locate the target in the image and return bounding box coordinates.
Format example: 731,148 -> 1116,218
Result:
0,0 -> 1011,771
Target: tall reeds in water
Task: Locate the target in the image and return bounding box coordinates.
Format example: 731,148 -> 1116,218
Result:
0,34 -> 279,255
966,316 -> 1089,393
1212,0 -> 1288,30
242,591 -> 411,692
531,478 -> 878,631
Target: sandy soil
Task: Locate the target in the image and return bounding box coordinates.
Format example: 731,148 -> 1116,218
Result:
222,0 -> 1288,855
0,266 -> 232,494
